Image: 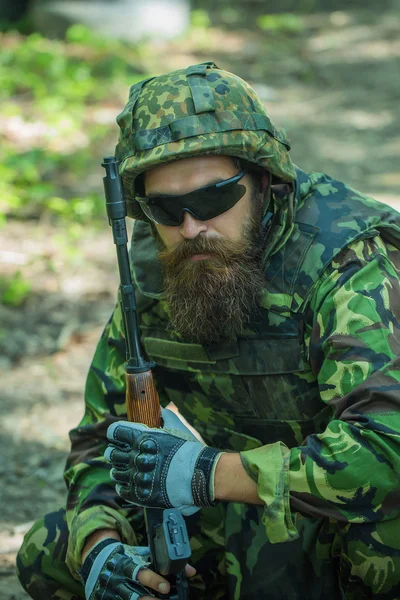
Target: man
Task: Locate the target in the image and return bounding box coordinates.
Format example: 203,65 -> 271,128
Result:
17,62 -> 400,599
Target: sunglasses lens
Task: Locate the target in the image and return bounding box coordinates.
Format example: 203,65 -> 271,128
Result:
141,201 -> 180,226
136,170 -> 247,225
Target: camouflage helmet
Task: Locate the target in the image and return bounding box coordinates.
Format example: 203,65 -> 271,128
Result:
115,61 -> 296,219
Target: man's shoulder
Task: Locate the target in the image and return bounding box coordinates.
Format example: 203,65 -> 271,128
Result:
296,167 -> 390,211
294,167 -> 400,247
263,168 -> 400,314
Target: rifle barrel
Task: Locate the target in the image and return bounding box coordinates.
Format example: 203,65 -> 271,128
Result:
102,156 -> 161,425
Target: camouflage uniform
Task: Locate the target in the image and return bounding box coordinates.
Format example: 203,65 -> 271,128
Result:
17,63 -> 400,599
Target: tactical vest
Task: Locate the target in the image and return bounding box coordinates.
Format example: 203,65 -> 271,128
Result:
131,169 -> 400,454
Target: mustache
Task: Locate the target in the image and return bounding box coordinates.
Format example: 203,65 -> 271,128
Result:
158,235 -> 252,267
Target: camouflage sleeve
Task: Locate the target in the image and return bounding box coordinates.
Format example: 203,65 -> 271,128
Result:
63,302 -> 156,576
241,235 -> 400,544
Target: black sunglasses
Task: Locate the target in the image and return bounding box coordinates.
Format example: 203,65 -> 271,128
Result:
134,169 -> 248,226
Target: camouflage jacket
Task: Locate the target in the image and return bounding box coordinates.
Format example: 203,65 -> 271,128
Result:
64,168 -> 400,575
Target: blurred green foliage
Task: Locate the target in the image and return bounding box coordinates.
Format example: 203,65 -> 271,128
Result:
0,25 -> 148,224
190,9 -> 212,29
0,271 -> 32,307
257,13 -> 304,33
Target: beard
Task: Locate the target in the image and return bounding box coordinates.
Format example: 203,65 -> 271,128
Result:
156,203 -> 266,345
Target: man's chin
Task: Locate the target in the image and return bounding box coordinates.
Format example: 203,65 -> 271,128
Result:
164,268 -> 264,345
160,214 -> 265,343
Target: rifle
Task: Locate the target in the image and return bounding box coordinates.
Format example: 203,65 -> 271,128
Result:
102,156 -> 191,600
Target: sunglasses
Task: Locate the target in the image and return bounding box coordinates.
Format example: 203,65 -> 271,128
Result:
134,169 -> 248,226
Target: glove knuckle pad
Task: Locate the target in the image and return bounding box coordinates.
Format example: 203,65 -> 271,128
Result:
140,438 -> 158,454
112,449 -> 128,465
136,453 -> 157,472
134,471 -> 154,492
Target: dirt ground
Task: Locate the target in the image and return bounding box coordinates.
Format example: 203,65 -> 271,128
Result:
1,3 -> 399,598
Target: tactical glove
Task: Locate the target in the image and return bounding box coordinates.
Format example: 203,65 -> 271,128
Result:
79,538 -> 152,600
105,409 -> 223,515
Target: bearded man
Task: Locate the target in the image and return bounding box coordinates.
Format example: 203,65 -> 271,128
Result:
17,62 -> 400,600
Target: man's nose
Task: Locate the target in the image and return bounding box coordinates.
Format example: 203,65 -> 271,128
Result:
179,210 -> 208,239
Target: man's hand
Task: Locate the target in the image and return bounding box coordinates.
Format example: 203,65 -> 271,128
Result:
104,409 -> 223,514
80,538 -> 153,599
80,536 -> 197,599
164,403 -> 206,443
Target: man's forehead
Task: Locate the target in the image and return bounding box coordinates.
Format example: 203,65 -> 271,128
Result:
144,155 -> 238,195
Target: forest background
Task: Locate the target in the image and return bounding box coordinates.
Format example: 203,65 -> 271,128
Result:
1,1 -> 399,597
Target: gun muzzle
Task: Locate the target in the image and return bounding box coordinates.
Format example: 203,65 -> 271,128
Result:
102,156 -> 126,221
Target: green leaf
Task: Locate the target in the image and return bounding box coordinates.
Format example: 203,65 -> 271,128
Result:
0,271 -> 32,307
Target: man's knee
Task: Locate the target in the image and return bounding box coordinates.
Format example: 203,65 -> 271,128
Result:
17,508 -> 83,600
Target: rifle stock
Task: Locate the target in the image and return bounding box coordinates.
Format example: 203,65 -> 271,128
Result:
126,370 -> 161,427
